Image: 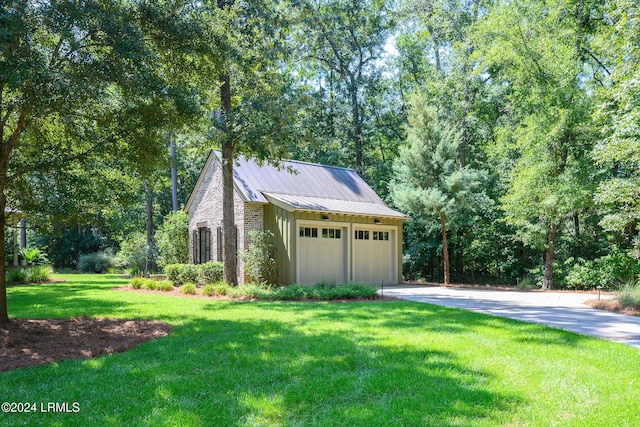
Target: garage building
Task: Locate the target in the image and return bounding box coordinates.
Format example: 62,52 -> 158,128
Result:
185,151 -> 408,285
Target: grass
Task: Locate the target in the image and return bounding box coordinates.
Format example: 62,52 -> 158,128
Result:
3,274 -> 640,426
616,279 -> 640,310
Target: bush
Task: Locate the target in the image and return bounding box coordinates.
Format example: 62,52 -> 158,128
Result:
213,282 -> 229,296
242,230 -> 277,284
180,283 -> 196,295
164,263 -> 221,285
197,262 -> 223,285
25,265 -> 53,283
131,277 -> 146,289
156,281 -> 173,291
164,264 -> 182,284
19,247 -> 49,266
156,211 -> 189,267
564,250 -> 640,290
78,251 -> 114,273
203,283 -> 215,296
116,232 -> 149,274
6,268 -> 27,284
274,284 -> 306,301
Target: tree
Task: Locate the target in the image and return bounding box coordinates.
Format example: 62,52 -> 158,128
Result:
156,211 -> 189,267
390,94 -> 487,284
593,0 -> 640,259
0,1 -> 200,324
205,1 -> 299,285
473,0 -> 603,288
294,0 -> 393,174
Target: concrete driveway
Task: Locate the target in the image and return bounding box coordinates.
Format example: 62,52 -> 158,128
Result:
381,285 -> 640,349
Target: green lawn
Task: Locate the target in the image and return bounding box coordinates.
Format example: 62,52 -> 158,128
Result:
2,274 -> 639,426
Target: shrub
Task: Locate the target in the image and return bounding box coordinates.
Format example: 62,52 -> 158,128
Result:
615,278 -> 640,308
78,251 -> 114,273
25,265 -> 53,283
156,281 -> 174,292
180,283 -> 196,295
7,268 -> 27,284
565,250 -> 640,290
274,284 -> 306,301
197,262 -> 224,285
143,279 -> 158,290
241,230 -> 277,284
203,284 -> 215,296
164,263 -> 213,285
164,264 -> 182,284
131,277 -> 146,289
116,232 -> 149,274
179,265 -> 199,285
213,282 -> 229,296
19,247 -> 49,266
156,211 -> 189,267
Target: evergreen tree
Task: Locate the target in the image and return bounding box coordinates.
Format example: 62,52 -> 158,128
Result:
390,94 -> 488,284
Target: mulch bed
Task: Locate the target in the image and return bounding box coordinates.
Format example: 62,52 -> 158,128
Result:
585,299 -> 640,316
0,317 -> 170,372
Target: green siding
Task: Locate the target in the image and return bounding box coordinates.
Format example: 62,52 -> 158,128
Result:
265,206 -> 405,285
264,205 -> 293,285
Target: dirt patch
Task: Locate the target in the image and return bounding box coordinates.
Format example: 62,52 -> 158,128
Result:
585,299 -> 640,316
0,317 -> 170,372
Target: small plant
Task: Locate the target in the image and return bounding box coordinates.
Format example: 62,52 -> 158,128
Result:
213,282 -> 229,296
131,277 -> 146,289
143,280 -> 158,290
7,268 -> 27,284
19,247 -> 49,266
203,283 -> 215,296
180,283 -> 196,295
615,278 -> 640,309
156,281 -> 174,292
24,266 -> 53,283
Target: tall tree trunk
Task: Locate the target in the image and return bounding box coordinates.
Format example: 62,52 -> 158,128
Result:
348,79 -> 363,174
220,72 -> 238,286
440,211 -> 450,285
0,191 -> 10,324
170,133 -> 178,211
455,229 -> 464,282
145,181 -> 155,275
20,218 -> 26,249
543,223 -> 557,290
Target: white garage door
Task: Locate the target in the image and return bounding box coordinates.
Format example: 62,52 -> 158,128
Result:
297,225 -> 346,284
353,229 -> 394,285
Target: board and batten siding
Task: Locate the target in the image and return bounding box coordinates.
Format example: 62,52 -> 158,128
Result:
264,205 -> 404,285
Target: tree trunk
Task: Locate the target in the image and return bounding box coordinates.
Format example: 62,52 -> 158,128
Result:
0,191 -> 10,324
170,133 -> 178,211
440,211 -> 450,285
145,181 -> 155,275
220,72 -> 238,286
543,223 -> 557,290
20,218 -> 26,249
455,229 -> 464,282
348,79 -> 363,174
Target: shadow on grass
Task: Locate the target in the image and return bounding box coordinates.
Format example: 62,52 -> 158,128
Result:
3,315 -> 520,426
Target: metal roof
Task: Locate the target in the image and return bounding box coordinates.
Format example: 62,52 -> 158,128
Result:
186,151 -> 407,219
229,153 -> 386,204
264,193 -> 409,219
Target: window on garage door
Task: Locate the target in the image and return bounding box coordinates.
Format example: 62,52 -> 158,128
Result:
299,227 -> 318,238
